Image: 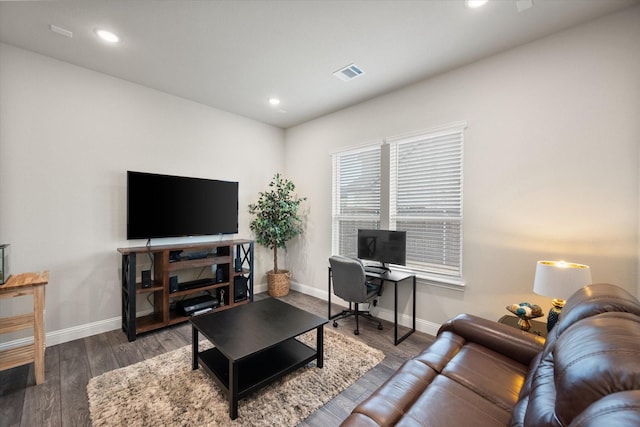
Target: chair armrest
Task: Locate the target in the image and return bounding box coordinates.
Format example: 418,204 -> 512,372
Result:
438,313 -> 545,365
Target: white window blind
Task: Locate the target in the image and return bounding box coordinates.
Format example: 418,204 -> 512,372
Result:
331,145 -> 381,257
389,124 -> 464,279
331,122 -> 465,286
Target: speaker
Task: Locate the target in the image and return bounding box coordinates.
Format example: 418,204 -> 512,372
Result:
216,267 -> 224,283
141,270 -> 152,288
234,276 -> 248,302
234,257 -> 242,272
169,276 -> 179,293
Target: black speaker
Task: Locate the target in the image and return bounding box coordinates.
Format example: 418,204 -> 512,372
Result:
234,257 -> 242,272
141,270 -> 152,288
169,276 -> 179,293
216,267 -> 224,283
234,276 -> 248,302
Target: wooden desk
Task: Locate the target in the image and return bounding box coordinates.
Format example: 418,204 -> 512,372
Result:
0,271 -> 49,384
328,267 -> 416,345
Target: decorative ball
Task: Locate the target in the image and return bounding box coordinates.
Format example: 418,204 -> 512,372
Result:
506,302 -> 543,318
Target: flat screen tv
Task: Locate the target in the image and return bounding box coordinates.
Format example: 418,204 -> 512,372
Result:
357,229 -> 407,267
127,171 -> 238,240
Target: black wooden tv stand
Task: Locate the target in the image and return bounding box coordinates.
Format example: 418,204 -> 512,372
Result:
117,239 -> 254,341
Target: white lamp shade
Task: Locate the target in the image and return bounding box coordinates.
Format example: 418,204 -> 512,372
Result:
533,260 -> 592,300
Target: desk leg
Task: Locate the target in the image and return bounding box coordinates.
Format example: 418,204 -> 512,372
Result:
394,282 -> 399,345
33,284 -> 45,385
327,267 -> 332,320
412,275 -> 416,331
393,275 -> 417,346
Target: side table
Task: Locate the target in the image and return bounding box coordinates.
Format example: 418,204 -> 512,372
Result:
498,315 -> 547,338
0,271 -> 49,384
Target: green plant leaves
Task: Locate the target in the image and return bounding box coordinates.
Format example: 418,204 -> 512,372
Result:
248,173 -> 306,273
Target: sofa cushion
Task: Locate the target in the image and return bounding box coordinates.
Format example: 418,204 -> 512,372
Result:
348,359 -> 438,426
511,283 -> 640,427
441,342 -> 528,411
554,312 -> 640,424
396,375 -> 512,427
345,326 -> 532,427
543,282 -> 640,355
520,312 -> 640,427
568,391 -> 640,427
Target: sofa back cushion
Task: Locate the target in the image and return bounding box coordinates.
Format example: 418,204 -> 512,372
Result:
552,312 -> 640,424
514,312 -> 640,427
511,284 -> 640,427
557,283 -> 640,336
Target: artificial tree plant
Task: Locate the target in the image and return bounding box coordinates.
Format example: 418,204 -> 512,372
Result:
249,173 -> 306,296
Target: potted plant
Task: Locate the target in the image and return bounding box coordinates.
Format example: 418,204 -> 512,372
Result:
249,173 -> 306,297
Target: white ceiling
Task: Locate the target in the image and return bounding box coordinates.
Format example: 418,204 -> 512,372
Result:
1,0 -> 637,129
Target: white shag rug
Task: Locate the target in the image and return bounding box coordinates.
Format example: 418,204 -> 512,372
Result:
87,327 -> 384,426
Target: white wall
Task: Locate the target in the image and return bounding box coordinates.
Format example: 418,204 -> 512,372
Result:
1,6 -> 638,347
284,7 -> 640,333
0,43 -> 284,346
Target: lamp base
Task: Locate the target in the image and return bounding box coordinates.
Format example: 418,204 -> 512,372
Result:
546,298 -> 566,332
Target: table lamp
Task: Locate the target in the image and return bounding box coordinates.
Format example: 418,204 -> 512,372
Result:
533,260 -> 592,332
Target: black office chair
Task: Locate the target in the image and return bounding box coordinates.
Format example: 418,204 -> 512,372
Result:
329,255 -> 383,335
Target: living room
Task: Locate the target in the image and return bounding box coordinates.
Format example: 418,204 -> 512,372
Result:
1,0 -> 639,425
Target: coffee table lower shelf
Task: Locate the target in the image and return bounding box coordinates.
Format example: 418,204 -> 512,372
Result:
196,338 -> 318,416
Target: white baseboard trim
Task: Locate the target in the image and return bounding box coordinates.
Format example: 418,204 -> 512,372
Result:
254,282 -> 268,295
0,281 -> 439,352
0,315 -> 122,352
291,280 -> 441,337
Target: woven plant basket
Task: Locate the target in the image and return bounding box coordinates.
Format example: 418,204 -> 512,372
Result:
267,270 -> 291,297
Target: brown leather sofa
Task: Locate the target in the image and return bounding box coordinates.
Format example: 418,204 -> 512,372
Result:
341,283 -> 640,426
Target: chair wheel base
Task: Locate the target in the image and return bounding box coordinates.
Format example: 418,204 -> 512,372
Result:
378,324 -> 383,330
333,321 -> 338,328
354,329 -> 359,335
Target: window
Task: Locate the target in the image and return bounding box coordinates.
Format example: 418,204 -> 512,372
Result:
332,122 -> 465,285
331,145 -> 381,257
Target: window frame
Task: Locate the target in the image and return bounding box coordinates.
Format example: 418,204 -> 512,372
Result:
387,122 -> 466,285
331,144 -> 382,258
331,121 -> 466,288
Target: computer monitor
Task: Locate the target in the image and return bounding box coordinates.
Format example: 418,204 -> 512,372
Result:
357,229 -> 407,269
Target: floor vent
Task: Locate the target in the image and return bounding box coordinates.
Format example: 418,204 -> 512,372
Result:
333,64 -> 365,82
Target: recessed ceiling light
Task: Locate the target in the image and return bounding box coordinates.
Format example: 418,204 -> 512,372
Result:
95,29 -> 120,43
268,98 -> 281,106
465,0 -> 489,8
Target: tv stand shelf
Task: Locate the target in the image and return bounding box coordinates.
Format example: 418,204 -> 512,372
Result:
118,239 -> 254,341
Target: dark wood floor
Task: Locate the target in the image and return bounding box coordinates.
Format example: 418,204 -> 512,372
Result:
0,290 -> 434,427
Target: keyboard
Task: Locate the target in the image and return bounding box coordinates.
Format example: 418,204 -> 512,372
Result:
364,266 -> 390,275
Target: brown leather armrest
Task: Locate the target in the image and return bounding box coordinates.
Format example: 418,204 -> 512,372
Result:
438,313 -> 545,365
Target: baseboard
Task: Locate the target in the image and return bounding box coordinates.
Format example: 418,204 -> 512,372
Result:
291,280 -> 441,337
0,281 -> 439,351
0,315 -> 122,352
254,282 -> 268,295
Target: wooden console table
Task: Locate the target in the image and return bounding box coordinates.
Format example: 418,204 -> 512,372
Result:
0,271 -> 49,384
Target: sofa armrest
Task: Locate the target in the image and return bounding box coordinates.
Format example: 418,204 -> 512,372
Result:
438,313 -> 545,365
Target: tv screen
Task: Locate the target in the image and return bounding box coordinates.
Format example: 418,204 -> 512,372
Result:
127,171 -> 238,240
357,229 -> 407,266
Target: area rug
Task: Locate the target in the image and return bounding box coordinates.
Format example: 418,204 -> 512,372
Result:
87,328 -> 384,426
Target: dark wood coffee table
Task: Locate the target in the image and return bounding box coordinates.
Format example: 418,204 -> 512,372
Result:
190,298 -> 328,419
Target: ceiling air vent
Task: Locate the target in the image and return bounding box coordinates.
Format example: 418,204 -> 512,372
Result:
333,64 -> 365,82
